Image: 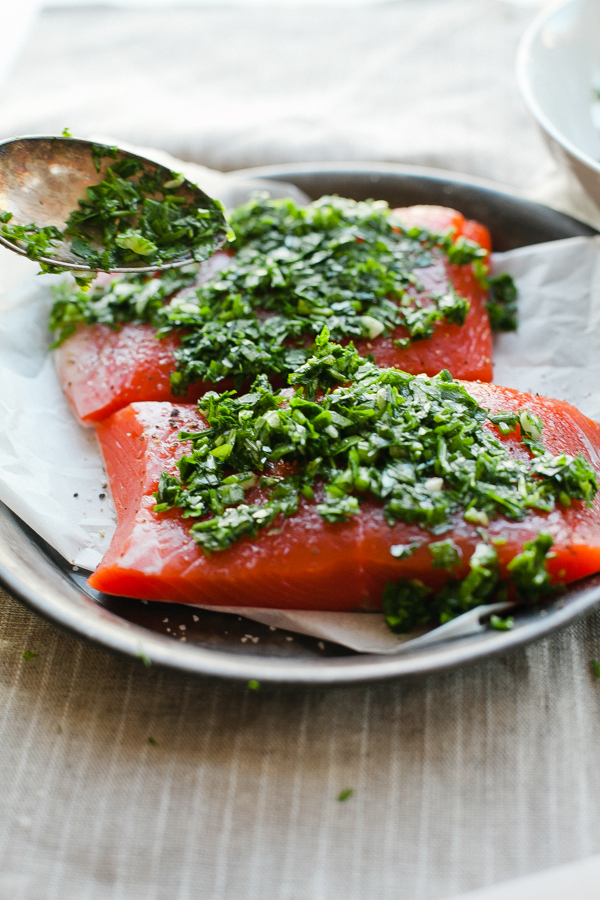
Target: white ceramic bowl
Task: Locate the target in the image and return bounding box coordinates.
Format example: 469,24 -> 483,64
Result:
517,0 -> 600,208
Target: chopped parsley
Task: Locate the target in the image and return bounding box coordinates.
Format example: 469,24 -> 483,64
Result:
48,265 -> 199,347
0,213 -> 63,263
49,194 -> 511,390
429,538 -> 462,572
490,614 -> 514,631
485,272 -> 518,332
62,154 -> 226,270
382,579 -> 433,633
153,331 -> 596,628
166,194 -> 474,392
506,532 -> 553,602
337,789 -> 354,802
21,650 -> 38,661
383,536 -> 555,633
90,142 -> 119,173
1,143 -> 227,287
135,646 -> 152,667
591,658 -> 600,678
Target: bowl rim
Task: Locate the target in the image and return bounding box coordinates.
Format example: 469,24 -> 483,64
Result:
516,0 -> 600,177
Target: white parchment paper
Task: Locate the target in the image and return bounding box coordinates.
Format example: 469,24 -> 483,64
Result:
0,233 -> 598,652
492,236 -> 600,420
0,250 -> 116,570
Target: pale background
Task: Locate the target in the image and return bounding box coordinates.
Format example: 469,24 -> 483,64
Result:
1,2 -> 600,899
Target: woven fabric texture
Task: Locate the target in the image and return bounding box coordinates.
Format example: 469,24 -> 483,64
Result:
0,2 -> 598,898
0,2 -> 551,188
2,589 -> 600,900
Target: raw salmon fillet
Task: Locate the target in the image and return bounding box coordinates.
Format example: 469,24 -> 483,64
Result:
355,205 -> 492,381
55,251 -> 232,424
56,206 -> 493,424
89,384 -> 600,610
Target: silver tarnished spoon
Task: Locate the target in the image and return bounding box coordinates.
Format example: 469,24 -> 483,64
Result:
0,134 -> 228,276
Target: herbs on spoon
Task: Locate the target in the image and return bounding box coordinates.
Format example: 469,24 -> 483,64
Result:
0,142 -> 228,290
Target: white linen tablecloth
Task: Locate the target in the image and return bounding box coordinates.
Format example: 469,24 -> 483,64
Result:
2,3 -> 600,899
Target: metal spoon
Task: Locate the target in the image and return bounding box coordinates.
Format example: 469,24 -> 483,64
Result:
0,135 -> 227,274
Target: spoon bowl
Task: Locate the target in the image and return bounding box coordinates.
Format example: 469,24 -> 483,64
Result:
0,135 -> 227,273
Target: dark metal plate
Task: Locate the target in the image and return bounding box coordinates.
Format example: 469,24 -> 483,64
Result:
0,161 -> 598,684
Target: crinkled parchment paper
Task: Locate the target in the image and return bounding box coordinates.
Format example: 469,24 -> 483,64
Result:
0,223 -> 598,653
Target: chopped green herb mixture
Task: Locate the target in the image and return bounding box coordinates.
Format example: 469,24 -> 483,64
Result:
383,537 -> 551,633
0,213 -> 64,266
48,265 -> 199,347
62,153 -> 226,270
49,194 -> 515,391
153,331 -> 596,628
429,538 -> 462,572
1,143 -> 227,289
485,272 -> 518,332
490,614 -> 515,631
136,650 -> 152,668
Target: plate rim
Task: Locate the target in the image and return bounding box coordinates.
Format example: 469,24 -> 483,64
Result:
2,501 -> 600,685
